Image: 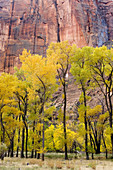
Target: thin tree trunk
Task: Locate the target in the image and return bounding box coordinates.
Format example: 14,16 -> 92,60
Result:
16,129 -> 20,157
42,105 -> 45,161
63,82 -> 68,160
107,86 -> 113,157
89,128 -> 94,159
21,127 -> 25,158
3,128 -> 5,143
31,121 -> 35,158
37,153 -> 40,159
83,87 -> 89,160
110,111 -> 113,157
0,113 -> 5,143
102,132 -> 107,159
8,147 -> 10,157
24,91 -> 28,158
35,150 -> 37,158
10,139 -> 14,157
25,126 -> 28,158
16,116 -> 21,157
37,123 -> 41,159
16,146 -> 19,157
37,104 -> 43,159
96,142 -> 101,154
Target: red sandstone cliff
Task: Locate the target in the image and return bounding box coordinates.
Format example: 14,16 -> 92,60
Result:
0,0 -> 112,73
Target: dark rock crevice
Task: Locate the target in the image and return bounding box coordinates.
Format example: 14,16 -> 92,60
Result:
53,0 -> 60,42
33,1 -> 41,54
8,0 -> 15,38
4,0 -> 15,72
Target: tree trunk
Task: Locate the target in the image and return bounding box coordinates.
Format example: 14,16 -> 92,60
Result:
42,106 -> 45,161
16,116 -> 21,157
31,150 -> 34,158
42,153 -> 44,161
16,146 -> 19,157
37,125 -> 41,159
89,133 -> 94,159
83,87 -> 89,160
0,113 -> 5,143
25,126 -> 28,158
21,128 -> 25,158
96,143 -> 100,154
102,132 -> 107,159
63,82 -> 68,160
37,105 -> 42,159
3,128 -> 5,143
37,153 -> 40,159
8,147 -> 10,157
110,111 -> 113,157
108,87 -> 113,157
35,150 -> 37,158
10,139 -> 14,157
31,121 -> 35,158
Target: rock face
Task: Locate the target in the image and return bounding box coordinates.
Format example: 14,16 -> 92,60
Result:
0,0 -> 112,73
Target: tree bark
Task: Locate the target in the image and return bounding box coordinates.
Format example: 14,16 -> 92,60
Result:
16,115 -> 21,157
10,139 -> 14,157
35,150 -> 37,158
25,126 -> 28,158
0,113 -> 5,143
63,81 -> 68,160
31,121 -> 35,158
83,87 -> 89,160
37,104 -> 43,159
42,103 -> 45,161
102,132 -> 107,159
8,147 -> 10,157
89,131 -> 94,159
21,127 -> 25,158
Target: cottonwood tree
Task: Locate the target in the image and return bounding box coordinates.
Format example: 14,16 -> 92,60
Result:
20,49 -> 57,161
0,73 -> 21,157
87,105 -> 108,158
47,41 -> 72,160
14,68 -> 29,158
88,46 -> 113,157
70,46 -> 94,160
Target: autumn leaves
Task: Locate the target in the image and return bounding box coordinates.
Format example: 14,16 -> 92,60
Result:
0,41 -> 113,160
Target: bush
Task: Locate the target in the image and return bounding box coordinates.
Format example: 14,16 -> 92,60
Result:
0,143 -> 7,160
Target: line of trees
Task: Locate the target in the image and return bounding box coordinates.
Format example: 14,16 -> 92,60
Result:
0,41 -> 113,160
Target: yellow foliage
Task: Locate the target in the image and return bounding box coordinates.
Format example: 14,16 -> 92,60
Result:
87,105 -> 102,117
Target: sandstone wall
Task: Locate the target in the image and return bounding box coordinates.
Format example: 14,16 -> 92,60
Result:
0,0 -> 112,73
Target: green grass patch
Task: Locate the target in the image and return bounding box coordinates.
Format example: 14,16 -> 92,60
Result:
45,153 -> 78,159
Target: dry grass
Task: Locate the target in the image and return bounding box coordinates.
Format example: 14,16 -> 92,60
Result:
1,155 -> 113,170
24,159 -> 39,165
47,161 -> 54,169
55,160 -> 63,169
66,161 -> 74,169
88,162 -> 96,169
37,160 -> 43,167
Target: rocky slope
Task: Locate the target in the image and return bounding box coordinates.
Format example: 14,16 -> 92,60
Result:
0,0 -> 112,73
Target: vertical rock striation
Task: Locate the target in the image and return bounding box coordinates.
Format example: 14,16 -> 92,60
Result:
0,0 -> 112,73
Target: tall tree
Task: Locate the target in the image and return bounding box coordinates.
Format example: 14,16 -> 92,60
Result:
70,46 -> 94,160
14,68 -> 29,158
20,49 -> 57,161
0,73 -> 20,157
47,41 -> 72,160
87,105 -> 108,155
88,46 -> 113,157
